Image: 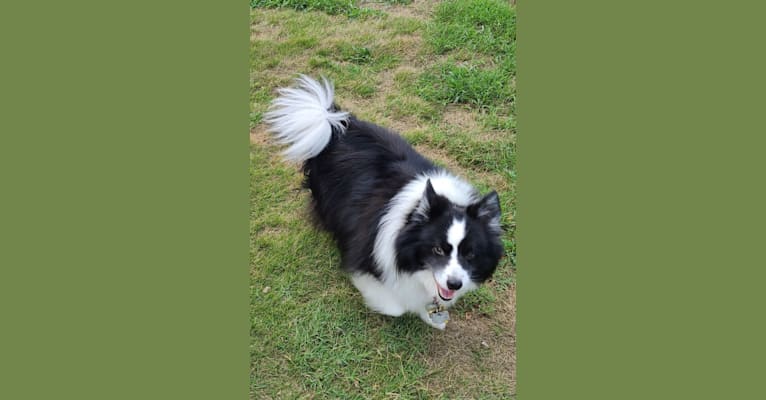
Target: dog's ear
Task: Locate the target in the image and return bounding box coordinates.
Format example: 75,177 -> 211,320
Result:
467,191 -> 501,233
413,179 -> 448,222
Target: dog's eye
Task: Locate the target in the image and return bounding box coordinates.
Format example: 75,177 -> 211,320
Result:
464,252 -> 475,260
432,246 -> 445,256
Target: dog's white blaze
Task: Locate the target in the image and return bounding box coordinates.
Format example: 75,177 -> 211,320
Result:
264,75 -> 349,163
447,218 -> 466,252
436,219 -> 471,289
373,172 -> 477,283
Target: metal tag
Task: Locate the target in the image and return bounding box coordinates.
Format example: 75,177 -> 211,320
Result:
427,302 -> 449,325
430,310 -> 450,325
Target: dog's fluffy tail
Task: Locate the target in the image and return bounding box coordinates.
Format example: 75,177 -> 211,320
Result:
264,75 -> 349,163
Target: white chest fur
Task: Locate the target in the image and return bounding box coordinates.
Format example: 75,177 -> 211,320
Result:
351,271 -> 457,329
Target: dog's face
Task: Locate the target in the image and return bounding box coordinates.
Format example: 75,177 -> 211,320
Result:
396,180 -> 504,304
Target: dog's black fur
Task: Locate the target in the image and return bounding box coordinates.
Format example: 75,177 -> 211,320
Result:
265,75 -> 503,326
303,114 -> 502,283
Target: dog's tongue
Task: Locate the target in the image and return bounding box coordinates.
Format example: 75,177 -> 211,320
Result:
438,285 -> 455,300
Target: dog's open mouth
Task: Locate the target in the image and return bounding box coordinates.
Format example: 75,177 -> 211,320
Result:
434,277 -> 455,301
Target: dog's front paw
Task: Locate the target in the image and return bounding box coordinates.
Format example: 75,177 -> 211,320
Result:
428,321 -> 447,330
419,310 -> 448,330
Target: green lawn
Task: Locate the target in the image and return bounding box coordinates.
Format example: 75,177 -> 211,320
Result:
251,1 -> 516,398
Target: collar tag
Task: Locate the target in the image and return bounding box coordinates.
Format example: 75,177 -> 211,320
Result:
426,300 -> 449,325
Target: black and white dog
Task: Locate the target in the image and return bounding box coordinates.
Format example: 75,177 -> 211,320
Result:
265,76 -> 503,329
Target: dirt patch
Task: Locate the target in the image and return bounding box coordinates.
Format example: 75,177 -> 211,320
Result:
474,129 -> 516,143
385,117 -> 425,137
383,35 -> 425,63
250,125 -> 270,145
414,143 -> 470,177
362,0 -> 438,19
442,105 -> 480,131
423,282 -> 516,396
250,15 -> 282,41
392,65 -> 420,79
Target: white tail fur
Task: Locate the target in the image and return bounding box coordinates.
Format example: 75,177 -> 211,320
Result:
264,75 -> 349,163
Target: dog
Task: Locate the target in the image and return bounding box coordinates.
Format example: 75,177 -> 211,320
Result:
264,76 -> 503,329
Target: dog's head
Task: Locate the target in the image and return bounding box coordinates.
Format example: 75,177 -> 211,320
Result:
395,179 -> 504,304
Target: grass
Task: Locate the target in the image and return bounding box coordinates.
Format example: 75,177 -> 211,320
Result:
417,61 -> 511,108
426,0 -> 516,56
251,1 -> 516,398
251,0 -> 381,19
417,0 -> 516,129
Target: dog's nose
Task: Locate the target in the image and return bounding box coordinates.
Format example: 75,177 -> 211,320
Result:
446,278 -> 462,290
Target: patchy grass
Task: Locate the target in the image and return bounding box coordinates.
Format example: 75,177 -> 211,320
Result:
416,0 -> 516,132
251,1 -> 516,398
426,0 -> 516,56
417,61 -> 512,108
250,0 -> 382,18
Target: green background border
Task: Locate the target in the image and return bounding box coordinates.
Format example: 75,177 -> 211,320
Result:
518,0 -> 765,398
2,1 -> 765,398
1,2 -> 249,399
